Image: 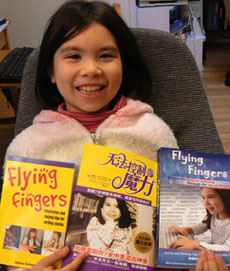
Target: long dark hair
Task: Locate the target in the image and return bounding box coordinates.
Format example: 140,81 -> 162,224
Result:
202,189 -> 230,229
26,228 -> 37,246
95,197 -> 132,228
36,0 -> 151,109
53,231 -> 61,239
27,228 -> 37,239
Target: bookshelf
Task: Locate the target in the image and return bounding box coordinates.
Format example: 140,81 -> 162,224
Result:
189,0 -> 203,29
101,0 -> 205,70
203,0 -> 228,31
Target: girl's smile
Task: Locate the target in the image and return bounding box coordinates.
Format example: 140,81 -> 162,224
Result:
76,85 -> 104,95
102,197 -> 121,221
50,23 -> 123,113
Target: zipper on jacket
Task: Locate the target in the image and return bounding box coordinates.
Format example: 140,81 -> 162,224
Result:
91,133 -> 97,144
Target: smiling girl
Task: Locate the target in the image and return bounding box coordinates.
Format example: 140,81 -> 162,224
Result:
5,0 -> 178,165
169,188 -> 230,251
4,1 -> 178,269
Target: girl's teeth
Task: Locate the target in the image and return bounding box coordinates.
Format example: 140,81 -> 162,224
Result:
78,86 -> 103,93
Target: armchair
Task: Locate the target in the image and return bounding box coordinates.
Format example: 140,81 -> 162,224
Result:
14,28 -> 224,154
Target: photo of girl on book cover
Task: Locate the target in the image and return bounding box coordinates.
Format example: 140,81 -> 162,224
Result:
3,225 -> 20,250
86,196 -> 132,254
19,227 -> 43,254
65,192 -> 135,253
65,191 -> 156,258
167,188 -> 230,251
42,230 -> 65,255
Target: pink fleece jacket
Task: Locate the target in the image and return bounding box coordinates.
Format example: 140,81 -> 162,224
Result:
6,98 -> 177,163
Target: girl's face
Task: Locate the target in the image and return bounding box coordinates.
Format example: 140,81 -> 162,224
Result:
201,188 -> 227,219
7,230 -> 13,238
102,197 -> 121,221
51,23 -> 123,113
30,231 -> 36,239
53,232 -> 59,241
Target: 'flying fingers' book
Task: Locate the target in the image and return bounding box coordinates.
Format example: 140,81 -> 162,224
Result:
0,156 -> 75,269
156,147 -> 230,269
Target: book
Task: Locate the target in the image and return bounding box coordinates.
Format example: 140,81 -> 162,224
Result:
0,156 -> 76,269
62,143 -> 158,271
156,147 -> 230,269
0,18 -> 9,33
0,18 -> 6,26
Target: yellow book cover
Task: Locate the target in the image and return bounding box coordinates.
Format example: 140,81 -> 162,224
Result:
0,156 -> 75,269
62,143 -> 157,271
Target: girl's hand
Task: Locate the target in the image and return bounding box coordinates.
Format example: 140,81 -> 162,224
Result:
195,250 -> 228,271
168,225 -> 187,235
30,246 -> 89,271
169,235 -> 200,250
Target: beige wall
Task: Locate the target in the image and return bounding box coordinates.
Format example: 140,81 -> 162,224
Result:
0,0 -> 66,48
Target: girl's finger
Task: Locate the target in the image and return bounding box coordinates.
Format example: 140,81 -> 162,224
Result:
215,254 -> 228,271
32,246 -> 70,269
169,241 -> 176,248
198,251 -> 209,271
206,250 -> 218,271
195,258 -> 204,271
61,252 -> 89,271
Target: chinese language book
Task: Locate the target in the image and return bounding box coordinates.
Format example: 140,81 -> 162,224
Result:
156,147 -> 230,269
62,143 -> 158,271
0,156 -> 75,269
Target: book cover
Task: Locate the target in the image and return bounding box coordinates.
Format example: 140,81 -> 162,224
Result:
0,156 -> 75,269
156,147 -> 230,269
62,143 -> 158,271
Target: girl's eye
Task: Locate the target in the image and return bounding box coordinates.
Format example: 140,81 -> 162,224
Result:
100,53 -> 114,59
67,54 -> 81,60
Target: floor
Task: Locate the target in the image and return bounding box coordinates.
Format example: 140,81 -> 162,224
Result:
201,30 -> 230,154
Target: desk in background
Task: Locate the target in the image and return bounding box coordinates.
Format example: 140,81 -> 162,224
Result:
0,50 -> 21,119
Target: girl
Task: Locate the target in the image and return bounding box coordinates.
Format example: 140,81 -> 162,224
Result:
5,0 -> 177,163
4,226 -> 17,248
20,228 -> 41,253
43,231 -> 64,252
169,188 -> 230,251
5,1 -> 176,269
87,197 -> 132,254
